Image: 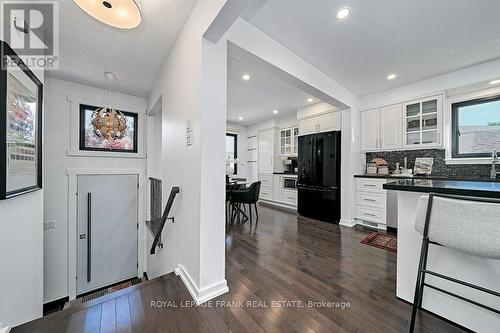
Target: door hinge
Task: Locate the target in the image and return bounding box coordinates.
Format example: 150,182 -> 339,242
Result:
137,223 -> 139,229
137,181 -> 139,189
137,262 -> 139,268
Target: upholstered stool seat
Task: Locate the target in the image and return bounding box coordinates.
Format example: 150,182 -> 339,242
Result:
409,193 -> 500,332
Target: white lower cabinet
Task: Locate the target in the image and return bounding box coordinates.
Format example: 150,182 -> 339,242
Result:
258,174 -> 297,207
259,173 -> 273,200
272,175 -> 282,201
355,178 -> 387,230
282,189 -> 298,206
260,185 -> 273,200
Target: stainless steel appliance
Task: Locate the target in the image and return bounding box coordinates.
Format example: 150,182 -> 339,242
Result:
283,177 -> 297,190
297,131 -> 341,223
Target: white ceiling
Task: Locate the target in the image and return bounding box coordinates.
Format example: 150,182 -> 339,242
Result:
47,0 -> 197,98
227,56 -> 320,126
246,0 -> 500,96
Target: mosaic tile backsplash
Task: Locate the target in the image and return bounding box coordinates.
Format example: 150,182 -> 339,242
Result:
365,149 -> 492,179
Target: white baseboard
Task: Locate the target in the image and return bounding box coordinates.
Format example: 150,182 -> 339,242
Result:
339,219 -> 356,227
174,264 -> 229,304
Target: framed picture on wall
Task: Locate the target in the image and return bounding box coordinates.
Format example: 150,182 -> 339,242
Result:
0,41 -> 43,200
79,104 -> 138,153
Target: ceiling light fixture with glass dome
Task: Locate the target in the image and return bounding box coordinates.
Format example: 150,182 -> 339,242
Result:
73,0 -> 142,29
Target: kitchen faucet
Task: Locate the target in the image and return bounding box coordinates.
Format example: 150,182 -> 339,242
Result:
491,149 -> 498,179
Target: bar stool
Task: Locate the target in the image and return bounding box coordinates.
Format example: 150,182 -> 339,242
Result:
409,193 -> 500,332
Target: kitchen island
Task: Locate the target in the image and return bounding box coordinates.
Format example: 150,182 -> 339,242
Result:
383,179 -> 500,332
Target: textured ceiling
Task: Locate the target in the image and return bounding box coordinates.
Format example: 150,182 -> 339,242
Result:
47,0 -> 197,98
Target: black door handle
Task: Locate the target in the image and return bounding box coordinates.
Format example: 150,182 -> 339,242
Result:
87,192 -> 92,283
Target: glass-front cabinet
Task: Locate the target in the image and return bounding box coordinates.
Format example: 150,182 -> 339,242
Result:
293,127 -> 299,153
280,127 -> 299,156
403,95 -> 442,148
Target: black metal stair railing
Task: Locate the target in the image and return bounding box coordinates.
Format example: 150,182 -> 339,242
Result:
145,177 -> 180,254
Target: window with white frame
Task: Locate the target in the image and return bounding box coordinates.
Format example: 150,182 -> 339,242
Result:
451,95 -> 500,158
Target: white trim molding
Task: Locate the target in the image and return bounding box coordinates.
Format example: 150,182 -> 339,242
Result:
339,219 -> 356,228
66,95 -> 147,159
66,167 -> 147,300
174,264 -> 229,305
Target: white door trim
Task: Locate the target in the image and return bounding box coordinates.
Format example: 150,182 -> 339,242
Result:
67,168 -> 146,300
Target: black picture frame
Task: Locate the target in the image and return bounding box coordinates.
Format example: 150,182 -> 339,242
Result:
451,94 -> 500,158
79,104 -> 138,153
0,41 -> 43,200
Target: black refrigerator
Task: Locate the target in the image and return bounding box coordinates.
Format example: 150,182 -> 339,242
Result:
297,131 -> 341,223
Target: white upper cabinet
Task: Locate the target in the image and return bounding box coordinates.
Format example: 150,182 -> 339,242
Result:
317,112 -> 341,133
298,117 -> 318,136
360,104 -> 402,152
360,94 -> 443,152
298,111 -> 341,135
280,127 -> 299,156
360,109 -> 380,151
403,95 -> 442,148
380,104 -> 402,149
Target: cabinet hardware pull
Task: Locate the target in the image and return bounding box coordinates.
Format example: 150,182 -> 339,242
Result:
364,213 -> 376,217
364,184 -> 376,187
363,198 -> 376,202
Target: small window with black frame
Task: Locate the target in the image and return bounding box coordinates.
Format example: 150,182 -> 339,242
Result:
226,133 -> 237,175
451,95 -> 500,158
79,104 -> 138,153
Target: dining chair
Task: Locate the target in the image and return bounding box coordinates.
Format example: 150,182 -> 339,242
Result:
229,181 -> 261,225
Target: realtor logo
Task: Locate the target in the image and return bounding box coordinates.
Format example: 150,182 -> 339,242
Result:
1,1 -> 59,69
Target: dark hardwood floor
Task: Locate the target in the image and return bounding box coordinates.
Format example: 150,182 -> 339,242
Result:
13,204 -> 466,333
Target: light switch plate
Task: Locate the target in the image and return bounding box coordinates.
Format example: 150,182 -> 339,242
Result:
44,220 -> 56,230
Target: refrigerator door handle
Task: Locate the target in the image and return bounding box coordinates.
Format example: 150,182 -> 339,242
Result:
297,184 -> 336,192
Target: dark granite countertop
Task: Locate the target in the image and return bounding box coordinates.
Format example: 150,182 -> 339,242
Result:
383,179 -> 500,198
355,174 -> 500,183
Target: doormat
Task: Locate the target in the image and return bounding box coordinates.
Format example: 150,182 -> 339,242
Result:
63,277 -> 144,309
360,232 -> 397,253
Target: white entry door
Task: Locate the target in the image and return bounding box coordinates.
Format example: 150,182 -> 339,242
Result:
77,175 -> 138,294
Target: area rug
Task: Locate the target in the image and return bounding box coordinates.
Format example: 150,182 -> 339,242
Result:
360,232 -> 397,253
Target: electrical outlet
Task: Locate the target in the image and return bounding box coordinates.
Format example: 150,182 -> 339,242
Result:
44,220 -> 56,230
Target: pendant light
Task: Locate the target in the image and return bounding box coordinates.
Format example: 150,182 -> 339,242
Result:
74,0 -> 142,29
91,72 -> 128,140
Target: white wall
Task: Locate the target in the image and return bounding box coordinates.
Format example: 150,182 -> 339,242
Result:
146,0 -> 229,303
43,77 -> 147,303
0,28 -> 45,327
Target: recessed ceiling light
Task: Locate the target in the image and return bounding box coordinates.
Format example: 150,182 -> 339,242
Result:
387,73 -> 397,80
238,116 -> 244,121
307,98 -> 314,103
273,110 -> 279,114
489,79 -> 500,85
242,74 -> 250,81
73,0 -> 142,29
336,7 -> 350,20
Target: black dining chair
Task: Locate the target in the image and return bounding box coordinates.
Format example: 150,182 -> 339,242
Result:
230,181 -> 261,225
